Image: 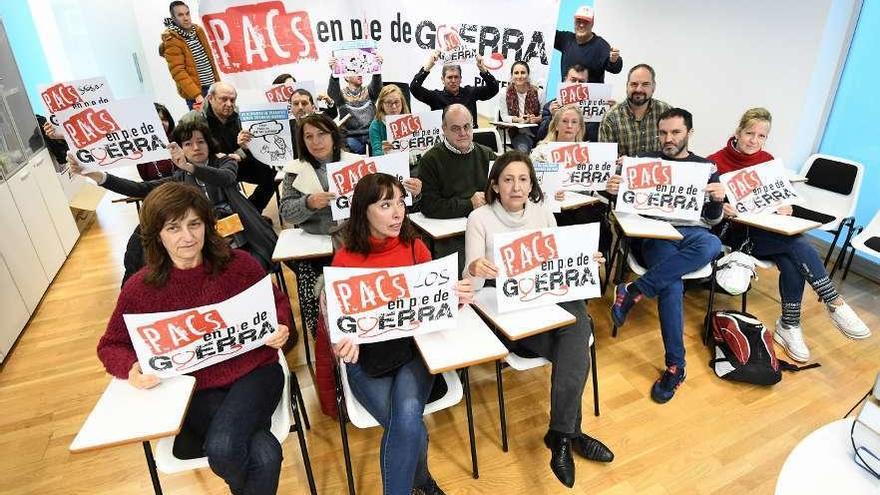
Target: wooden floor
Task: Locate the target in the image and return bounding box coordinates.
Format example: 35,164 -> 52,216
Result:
2,194 -> 879,495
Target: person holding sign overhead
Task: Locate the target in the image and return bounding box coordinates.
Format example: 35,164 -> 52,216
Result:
707,108 -> 870,362
325,173 -> 474,495
410,50 -> 500,127
464,151 -> 613,488
607,108 -> 724,404
97,182 -> 291,495
327,55 -> 383,154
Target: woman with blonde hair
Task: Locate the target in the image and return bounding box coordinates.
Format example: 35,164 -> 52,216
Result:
540,103 -> 585,144
369,84 -> 410,156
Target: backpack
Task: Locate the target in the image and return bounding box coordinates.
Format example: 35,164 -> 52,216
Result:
709,310 -> 819,385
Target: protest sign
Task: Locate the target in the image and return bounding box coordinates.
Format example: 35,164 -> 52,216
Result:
332,39 -> 383,77
327,153 -> 411,220
436,24 -> 478,64
264,80 -> 317,103
323,254 -> 459,343
239,102 -> 293,167
492,223 -> 601,312
40,77 -> 114,131
385,110 -> 443,161
616,157 -> 711,222
557,82 -> 612,122
58,96 -> 171,172
123,276 -> 279,378
720,159 -> 802,215
543,142 -> 616,192
534,161 -> 564,213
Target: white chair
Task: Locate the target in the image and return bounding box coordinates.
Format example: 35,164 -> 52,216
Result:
472,128 -> 503,153
791,154 -> 864,268
837,210 -> 880,281
154,351 -> 316,494
334,363 -> 465,495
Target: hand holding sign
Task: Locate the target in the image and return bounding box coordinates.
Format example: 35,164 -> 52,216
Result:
471,191 -> 487,209
403,178 -> 422,197
704,182 -> 725,202
606,174 -> 622,195
264,324 -> 289,349
468,257 -> 499,278
455,278 -> 475,306
333,337 -> 359,364
308,192 -> 337,209
168,142 -> 187,168
237,129 -> 253,149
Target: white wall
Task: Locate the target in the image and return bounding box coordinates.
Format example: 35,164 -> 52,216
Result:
594,0 -> 860,168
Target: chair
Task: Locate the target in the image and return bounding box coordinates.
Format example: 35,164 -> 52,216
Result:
334,362 -> 465,495
154,351 -> 316,494
494,333 -> 600,453
382,81 -> 411,110
472,128 -> 503,153
837,210 -> 880,281
791,154 -> 863,268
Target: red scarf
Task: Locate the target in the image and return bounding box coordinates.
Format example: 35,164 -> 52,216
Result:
506,84 -> 540,117
707,137 -> 775,175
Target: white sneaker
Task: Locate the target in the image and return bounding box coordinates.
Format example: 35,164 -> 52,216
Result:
827,302 -> 872,339
773,319 -> 810,363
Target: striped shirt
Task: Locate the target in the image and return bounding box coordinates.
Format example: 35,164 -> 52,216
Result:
185,35 -> 215,87
598,98 -> 671,157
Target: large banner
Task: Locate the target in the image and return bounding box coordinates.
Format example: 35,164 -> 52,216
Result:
492,224 -> 601,313
197,0 -> 559,119
385,110 -> 443,161
239,102 -> 293,167
324,254 -> 459,343
720,159 -> 802,215
616,157 -> 711,222
557,82 -> 613,122
123,276 -> 279,378
57,96 -> 171,172
541,142 -> 617,192
326,153 -> 412,220
39,77 -> 114,132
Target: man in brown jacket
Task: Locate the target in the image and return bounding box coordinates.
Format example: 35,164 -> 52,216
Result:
159,1 -> 219,110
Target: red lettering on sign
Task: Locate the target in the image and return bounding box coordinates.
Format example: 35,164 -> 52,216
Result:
136,309 -> 227,355
626,161 -> 672,189
202,1 -> 318,73
331,160 -> 378,195
727,170 -> 763,201
265,84 -> 295,103
333,270 -> 410,314
550,143 -> 591,169
62,108 -> 121,148
558,84 -> 590,106
389,115 -> 423,141
499,232 -> 559,278
41,83 -> 81,114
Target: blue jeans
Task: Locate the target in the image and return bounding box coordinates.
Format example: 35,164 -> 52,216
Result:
346,357 -> 435,495
634,226 -> 722,367
346,135 -> 368,154
185,85 -> 211,110
509,129 -> 535,153
184,362 -> 283,495
750,229 -> 829,306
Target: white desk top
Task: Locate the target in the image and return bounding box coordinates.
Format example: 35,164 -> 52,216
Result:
414,305 -> 509,374
560,193 -> 601,211
733,214 -> 822,236
613,212 -> 684,240
472,289 -> 576,340
489,120 -> 538,129
775,418 -> 878,494
787,170 -> 808,183
70,376 -> 196,453
409,213 -> 467,240
272,228 -> 334,262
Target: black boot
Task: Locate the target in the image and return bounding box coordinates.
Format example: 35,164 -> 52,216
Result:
543,430 -> 575,488
412,473 -> 446,495
571,433 -> 614,462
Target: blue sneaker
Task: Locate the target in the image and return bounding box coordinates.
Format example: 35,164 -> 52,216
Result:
651,365 -> 686,404
610,283 -> 642,327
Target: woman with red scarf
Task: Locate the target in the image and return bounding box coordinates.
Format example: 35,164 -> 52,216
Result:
499,61 -> 544,152
708,108 -> 871,363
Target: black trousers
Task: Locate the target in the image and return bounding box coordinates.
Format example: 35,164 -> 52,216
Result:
237,158 -> 277,212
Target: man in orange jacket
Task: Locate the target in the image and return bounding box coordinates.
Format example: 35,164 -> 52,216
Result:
159,1 -> 220,110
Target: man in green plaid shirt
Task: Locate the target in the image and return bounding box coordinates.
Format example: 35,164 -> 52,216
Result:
599,64 -> 671,156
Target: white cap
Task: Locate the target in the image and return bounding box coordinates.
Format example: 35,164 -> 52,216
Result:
574,6 -> 594,22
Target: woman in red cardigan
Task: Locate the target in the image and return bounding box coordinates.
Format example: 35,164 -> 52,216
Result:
97,182 -> 290,495
328,173 -> 473,495
708,108 -> 870,362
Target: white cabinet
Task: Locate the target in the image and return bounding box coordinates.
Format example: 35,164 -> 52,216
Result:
30,149 -> 79,253
0,181 -> 47,312
6,161 -> 66,280
0,253 -> 29,362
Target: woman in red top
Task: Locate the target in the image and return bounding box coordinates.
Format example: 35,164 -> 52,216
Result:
329,173 -> 473,495
97,182 -> 291,494
708,108 -> 870,363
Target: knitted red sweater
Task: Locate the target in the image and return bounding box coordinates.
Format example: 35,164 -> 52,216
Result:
97,249 -> 291,391
708,137 -> 775,175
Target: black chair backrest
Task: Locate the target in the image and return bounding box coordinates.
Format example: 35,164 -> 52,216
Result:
805,157 -> 858,195
382,82 -> 411,110
472,130 -> 499,152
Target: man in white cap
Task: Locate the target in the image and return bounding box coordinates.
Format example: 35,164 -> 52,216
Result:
555,6 -> 622,83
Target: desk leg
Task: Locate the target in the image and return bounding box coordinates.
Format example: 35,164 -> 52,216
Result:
495,360 -> 509,452
142,441 -> 163,495
462,368 -> 479,479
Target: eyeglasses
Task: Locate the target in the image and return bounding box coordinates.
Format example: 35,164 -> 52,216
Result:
448,124 -> 472,134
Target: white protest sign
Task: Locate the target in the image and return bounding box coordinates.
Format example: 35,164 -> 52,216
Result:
436,24 -> 478,65
264,80 -> 317,103
385,110 -> 443,161
327,153 -> 412,220
542,142 -> 617,192
534,161 -> 563,213
332,40 -> 383,77
123,276 -> 279,379
324,254 -> 459,343
39,76 -> 114,132
493,223 -> 601,313
616,157 -> 711,222
239,102 -> 293,167
557,83 -> 612,122
720,159 -> 802,215
58,96 -> 171,172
